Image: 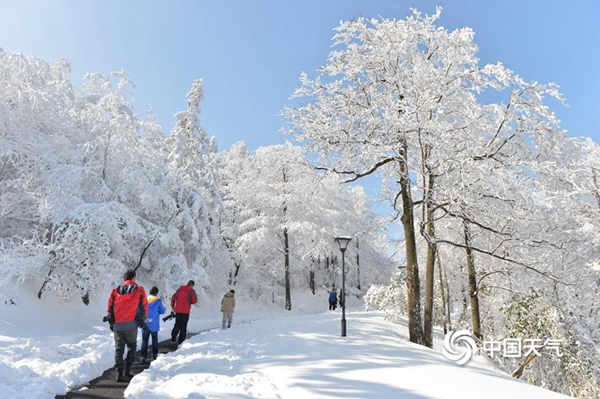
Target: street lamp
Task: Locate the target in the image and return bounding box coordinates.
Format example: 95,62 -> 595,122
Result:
335,236 -> 352,337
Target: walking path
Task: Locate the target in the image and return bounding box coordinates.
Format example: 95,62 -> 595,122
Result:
55,331 -> 207,399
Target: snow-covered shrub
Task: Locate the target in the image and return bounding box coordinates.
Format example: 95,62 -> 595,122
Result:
364,272 -> 407,321
498,289 -> 600,398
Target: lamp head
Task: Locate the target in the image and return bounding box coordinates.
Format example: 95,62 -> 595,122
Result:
335,236 -> 352,251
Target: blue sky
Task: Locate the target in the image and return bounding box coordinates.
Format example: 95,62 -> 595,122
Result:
1,0 -> 598,152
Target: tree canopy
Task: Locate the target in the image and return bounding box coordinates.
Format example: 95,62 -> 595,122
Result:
283,8 -> 600,397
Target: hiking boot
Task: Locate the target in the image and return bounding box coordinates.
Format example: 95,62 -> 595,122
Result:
115,369 -> 124,382
124,370 -> 134,379
140,357 -> 147,364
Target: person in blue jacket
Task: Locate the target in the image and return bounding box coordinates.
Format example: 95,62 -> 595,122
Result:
140,286 -> 166,363
328,287 -> 338,311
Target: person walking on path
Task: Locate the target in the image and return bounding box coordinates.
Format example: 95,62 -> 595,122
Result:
170,280 -> 198,344
106,269 -> 148,382
338,289 -> 345,308
220,289 -> 236,329
327,287 -> 338,311
140,286 -> 166,363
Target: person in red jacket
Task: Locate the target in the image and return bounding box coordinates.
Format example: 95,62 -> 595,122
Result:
170,280 -> 198,344
106,269 -> 148,382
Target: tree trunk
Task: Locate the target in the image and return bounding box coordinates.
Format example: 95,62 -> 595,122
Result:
456,259 -> 469,326
398,154 -> 424,345
464,221 -> 482,339
423,172 -> 436,348
101,130 -> 111,181
282,166 -> 291,311
512,350 -> 539,379
284,226 -> 291,310
222,237 -> 241,285
355,238 -> 361,292
592,168 -> 600,207
437,255 -> 451,334
309,270 -> 315,295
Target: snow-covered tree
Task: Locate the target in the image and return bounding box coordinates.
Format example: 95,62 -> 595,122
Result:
282,7 -> 569,348
0,52 -> 227,302
160,79 -> 229,294
219,142 -> 395,308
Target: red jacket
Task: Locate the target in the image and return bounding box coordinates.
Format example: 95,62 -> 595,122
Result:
107,280 -> 148,331
171,285 -> 198,314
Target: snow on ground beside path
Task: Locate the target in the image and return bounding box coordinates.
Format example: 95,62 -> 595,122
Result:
0,287 -> 345,398
126,310 -> 571,399
0,290 -> 114,399
0,286 -> 572,398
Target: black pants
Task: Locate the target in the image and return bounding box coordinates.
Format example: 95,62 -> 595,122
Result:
114,328 -> 137,371
329,300 -> 337,311
171,313 -> 190,344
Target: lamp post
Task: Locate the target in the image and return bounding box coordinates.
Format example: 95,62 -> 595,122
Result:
335,236 -> 352,337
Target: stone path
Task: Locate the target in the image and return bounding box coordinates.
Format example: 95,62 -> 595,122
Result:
55,333 -> 193,399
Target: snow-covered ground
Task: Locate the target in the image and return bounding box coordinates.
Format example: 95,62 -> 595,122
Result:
0,286 -> 572,398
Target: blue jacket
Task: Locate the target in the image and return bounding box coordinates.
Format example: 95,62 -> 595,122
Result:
145,295 -> 166,332
328,290 -> 338,302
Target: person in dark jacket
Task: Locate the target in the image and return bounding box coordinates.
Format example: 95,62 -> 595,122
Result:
106,269 -> 148,382
338,289 -> 345,308
140,286 -> 166,363
170,280 -> 198,344
220,289 -> 236,329
328,287 -> 338,311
